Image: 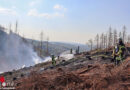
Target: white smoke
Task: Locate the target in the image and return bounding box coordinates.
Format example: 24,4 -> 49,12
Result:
42,56 -> 51,62
22,65 -> 25,68
41,50 -> 75,63
60,54 -> 74,60
32,53 -> 42,64
0,30 -> 42,72
59,50 -> 75,60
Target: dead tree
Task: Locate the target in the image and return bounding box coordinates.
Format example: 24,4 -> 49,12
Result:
122,26 -> 126,43
105,34 -> 108,49
46,37 -> 49,55
40,31 -> 43,57
104,34 -> 107,49
95,34 -> 99,49
100,34 -> 102,49
108,27 -> 113,47
119,32 -> 122,38
88,39 -> 93,51
113,29 -> 117,46
103,34 -> 107,49
100,33 -> 104,49
104,34 -> 108,52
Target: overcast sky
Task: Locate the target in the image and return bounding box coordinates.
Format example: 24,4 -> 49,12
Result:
0,0 -> 130,44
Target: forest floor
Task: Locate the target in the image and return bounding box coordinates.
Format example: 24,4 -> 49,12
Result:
1,45 -> 130,90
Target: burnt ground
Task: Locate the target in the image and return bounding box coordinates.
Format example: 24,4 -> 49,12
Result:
0,46 -> 130,90
1,52 -> 112,83
15,57 -> 130,90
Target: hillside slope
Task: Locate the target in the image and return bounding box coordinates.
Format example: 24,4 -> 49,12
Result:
14,52 -> 130,90
0,27 -> 88,72
16,58 -> 130,90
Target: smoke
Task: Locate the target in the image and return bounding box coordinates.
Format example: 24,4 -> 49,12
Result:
59,50 -> 75,60
22,65 -> 26,68
42,56 -> 52,62
0,29 -> 42,72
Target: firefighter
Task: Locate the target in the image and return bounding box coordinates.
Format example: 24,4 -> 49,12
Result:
51,55 -> 56,66
112,38 -> 126,65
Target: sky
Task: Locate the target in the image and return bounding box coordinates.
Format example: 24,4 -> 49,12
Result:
0,0 -> 130,44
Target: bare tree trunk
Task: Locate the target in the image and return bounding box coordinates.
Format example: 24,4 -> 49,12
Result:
113,29 -> 117,46
108,27 -> 113,47
95,34 -> 99,49
88,39 -> 93,51
122,26 -> 126,43
100,33 -> 104,49
46,37 -> 49,55
40,31 -> 43,57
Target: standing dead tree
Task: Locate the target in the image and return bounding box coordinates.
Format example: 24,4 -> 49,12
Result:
95,34 -> 99,49
103,34 -> 106,49
88,39 -> 93,51
46,37 -> 49,55
40,31 -> 44,57
103,34 -> 108,52
86,26 -> 128,52
100,33 -> 104,49
103,34 -> 107,49
122,26 -> 126,43
119,32 -> 122,38
108,27 -> 113,47
113,29 -> 117,46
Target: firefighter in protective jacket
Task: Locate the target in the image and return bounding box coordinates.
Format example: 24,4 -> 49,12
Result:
112,38 -> 126,65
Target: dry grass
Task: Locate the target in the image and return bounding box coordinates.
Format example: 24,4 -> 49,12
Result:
16,57 -> 130,90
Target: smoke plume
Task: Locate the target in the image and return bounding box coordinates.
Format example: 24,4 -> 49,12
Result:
0,29 -> 42,72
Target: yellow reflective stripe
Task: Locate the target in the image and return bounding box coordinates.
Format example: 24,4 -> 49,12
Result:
116,57 -> 121,60
116,55 -> 122,61
120,46 -> 125,48
117,50 -> 122,55
117,45 -> 125,55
